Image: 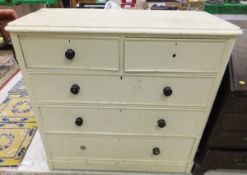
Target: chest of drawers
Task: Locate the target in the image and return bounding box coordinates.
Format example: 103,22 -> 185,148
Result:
6,9 -> 241,174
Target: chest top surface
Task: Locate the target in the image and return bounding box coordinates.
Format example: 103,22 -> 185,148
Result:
7,9 -> 241,36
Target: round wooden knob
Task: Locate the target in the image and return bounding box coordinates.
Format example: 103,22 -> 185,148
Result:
75,117 -> 83,126
157,119 -> 166,128
70,84 -> 80,95
153,147 -> 160,155
163,87 -> 172,96
65,49 -> 75,60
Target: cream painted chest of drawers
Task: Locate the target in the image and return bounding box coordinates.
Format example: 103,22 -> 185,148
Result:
7,9 -> 241,174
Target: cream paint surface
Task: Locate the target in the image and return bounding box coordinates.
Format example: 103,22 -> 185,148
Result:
7,9 -> 241,36
40,106 -> 204,136
0,73 -> 245,174
7,9 -> 241,174
29,74 -> 214,107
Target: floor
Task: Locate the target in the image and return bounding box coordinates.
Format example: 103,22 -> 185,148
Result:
0,71 -> 247,175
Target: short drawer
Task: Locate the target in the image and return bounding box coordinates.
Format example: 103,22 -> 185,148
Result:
40,106 -> 204,136
20,36 -> 120,71
202,150 -> 247,170
47,134 -> 195,163
124,38 -> 226,73
209,131 -> 247,149
30,74 -> 214,107
220,113 -> 247,131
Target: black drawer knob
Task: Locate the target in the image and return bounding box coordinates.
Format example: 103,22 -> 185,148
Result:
157,119 -> 166,128
75,117 -> 83,126
163,87 -> 172,96
152,147 -> 160,155
65,49 -> 75,60
70,84 -> 80,95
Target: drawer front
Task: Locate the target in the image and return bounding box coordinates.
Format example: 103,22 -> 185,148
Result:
124,38 -> 225,72
209,131 -> 247,149
40,106 -> 204,136
47,134 -> 195,163
220,113 -> 247,131
202,150 -> 247,170
30,74 -> 214,106
20,36 -> 120,71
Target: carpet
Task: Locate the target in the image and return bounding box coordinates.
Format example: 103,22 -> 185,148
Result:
0,54 -> 19,90
0,78 -> 37,167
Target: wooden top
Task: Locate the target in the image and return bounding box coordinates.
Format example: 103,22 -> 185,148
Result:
7,9 -> 242,36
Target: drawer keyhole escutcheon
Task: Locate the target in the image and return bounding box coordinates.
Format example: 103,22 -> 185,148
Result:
65,49 -> 75,60
153,147 -> 160,155
71,84 -> 80,95
75,117 -> 83,126
157,119 -> 166,128
80,145 -> 87,150
163,87 -> 172,96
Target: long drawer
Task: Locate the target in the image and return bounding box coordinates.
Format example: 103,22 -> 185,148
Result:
40,106 -> 204,136
46,133 -> 195,164
124,38 -> 226,73
20,36 -> 120,71
29,74 -> 214,106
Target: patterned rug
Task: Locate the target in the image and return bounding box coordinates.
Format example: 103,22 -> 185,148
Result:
0,54 -> 19,90
0,78 -> 37,167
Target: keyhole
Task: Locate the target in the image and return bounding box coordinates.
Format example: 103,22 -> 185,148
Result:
172,54 -> 176,58
120,76 -> 123,80
80,145 -> 87,150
